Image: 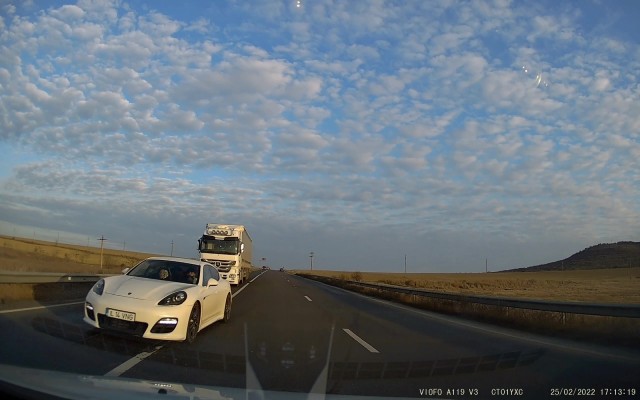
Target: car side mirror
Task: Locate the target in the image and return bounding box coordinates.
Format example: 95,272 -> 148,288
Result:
207,278 -> 219,287
122,268 -> 130,274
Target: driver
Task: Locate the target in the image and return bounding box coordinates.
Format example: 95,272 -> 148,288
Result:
159,268 -> 170,280
187,268 -> 198,284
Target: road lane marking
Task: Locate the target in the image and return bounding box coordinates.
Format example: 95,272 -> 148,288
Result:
314,280 -> 640,363
304,296 -> 312,302
343,328 -> 379,353
104,345 -> 164,377
232,270 -> 266,298
0,301 -> 84,314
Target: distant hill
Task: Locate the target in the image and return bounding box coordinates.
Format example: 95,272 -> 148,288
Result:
505,241 -> 640,272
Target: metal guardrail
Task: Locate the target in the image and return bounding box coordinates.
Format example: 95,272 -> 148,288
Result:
300,275 -> 640,318
0,271 -> 105,284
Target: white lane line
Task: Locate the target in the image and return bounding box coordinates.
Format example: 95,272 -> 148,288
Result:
319,280 -> 640,363
105,345 -> 164,377
304,296 -> 312,302
232,270 -> 266,298
343,328 -> 379,353
0,301 -> 84,314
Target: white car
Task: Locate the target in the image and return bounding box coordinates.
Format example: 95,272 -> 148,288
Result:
83,257 -> 231,343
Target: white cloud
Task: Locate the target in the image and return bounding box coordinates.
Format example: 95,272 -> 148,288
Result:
0,0 -> 638,271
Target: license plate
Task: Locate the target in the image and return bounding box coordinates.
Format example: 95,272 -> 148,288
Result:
107,308 -> 136,322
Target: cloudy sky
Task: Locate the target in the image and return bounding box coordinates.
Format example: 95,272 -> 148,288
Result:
0,0 -> 638,272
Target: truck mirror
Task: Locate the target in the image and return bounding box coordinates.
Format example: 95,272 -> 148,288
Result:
241,243 -> 245,253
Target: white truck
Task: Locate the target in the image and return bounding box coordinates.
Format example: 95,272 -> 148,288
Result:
197,224 -> 253,285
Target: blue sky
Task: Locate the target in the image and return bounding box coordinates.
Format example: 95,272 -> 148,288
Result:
0,0 -> 638,272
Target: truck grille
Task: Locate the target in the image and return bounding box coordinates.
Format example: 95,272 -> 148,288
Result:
206,260 -> 233,272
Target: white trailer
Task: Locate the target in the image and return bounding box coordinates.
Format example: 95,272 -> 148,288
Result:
197,224 -> 253,285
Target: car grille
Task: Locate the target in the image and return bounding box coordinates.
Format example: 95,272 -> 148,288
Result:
97,314 -> 148,336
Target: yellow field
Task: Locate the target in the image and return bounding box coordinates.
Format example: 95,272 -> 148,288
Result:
292,268 -> 640,304
0,235 -> 158,274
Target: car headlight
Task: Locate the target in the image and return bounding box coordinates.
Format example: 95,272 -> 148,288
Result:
158,291 -> 187,306
92,279 -> 105,296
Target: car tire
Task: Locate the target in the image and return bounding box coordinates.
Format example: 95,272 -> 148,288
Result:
185,303 -> 200,343
223,294 -> 231,323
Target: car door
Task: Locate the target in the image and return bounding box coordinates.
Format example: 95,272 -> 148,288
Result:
201,264 -> 222,325
208,266 -> 226,320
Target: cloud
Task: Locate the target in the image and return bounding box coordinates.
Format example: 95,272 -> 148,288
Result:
0,0 -> 638,271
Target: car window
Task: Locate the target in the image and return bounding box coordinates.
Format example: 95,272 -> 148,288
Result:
201,264 -> 213,287
208,265 -> 220,282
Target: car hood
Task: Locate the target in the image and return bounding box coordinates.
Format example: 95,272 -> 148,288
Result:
0,363 -> 422,400
104,276 -> 192,300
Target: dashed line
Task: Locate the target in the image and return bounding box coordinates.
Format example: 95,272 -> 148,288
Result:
104,346 -> 164,377
304,296 -> 312,302
343,328 -> 379,353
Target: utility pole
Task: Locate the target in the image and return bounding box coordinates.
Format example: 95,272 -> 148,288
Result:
404,254 -> 407,274
171,240 -> 174,256
97,235 -> 107,274
485,258 -> 488,273
309,252 -> 314,270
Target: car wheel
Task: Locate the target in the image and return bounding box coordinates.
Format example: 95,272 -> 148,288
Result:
185,303 -> 200,343
223,294 -> 231,323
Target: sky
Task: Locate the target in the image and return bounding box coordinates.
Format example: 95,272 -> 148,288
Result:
0,0 -> 638,273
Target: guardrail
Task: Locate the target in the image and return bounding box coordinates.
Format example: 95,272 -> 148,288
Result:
297,274 -> 640,318
0,271 -> 105,284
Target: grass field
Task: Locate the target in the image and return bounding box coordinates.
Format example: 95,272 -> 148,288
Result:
1,235 -> 638,304
0,235 -> 158,275
292,268 -> 640,304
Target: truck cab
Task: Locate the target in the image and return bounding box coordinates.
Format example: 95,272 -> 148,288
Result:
198,224 -> 252,285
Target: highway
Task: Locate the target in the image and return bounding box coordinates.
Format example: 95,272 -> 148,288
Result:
1,270 -> 638,399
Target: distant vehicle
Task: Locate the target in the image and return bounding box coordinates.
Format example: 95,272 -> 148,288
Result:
83,257 -> 231,343
262,266 -> 268,270
280,267 -> 285,272
198,224 -> 253,285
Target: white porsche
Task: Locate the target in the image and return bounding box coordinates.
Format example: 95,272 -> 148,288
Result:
83,257 -> 232,343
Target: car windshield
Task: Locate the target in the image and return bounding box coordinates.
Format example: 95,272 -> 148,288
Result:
128,260 -> 200,285
1,1 -> 639,399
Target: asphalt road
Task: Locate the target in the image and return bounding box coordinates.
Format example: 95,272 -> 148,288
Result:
0,270 -> 638,399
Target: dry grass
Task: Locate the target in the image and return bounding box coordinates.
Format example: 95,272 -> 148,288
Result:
292,268 -> 640,304
0,235 -> 158,275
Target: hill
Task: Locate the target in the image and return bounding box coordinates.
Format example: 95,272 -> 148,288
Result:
505,241 -> 640,272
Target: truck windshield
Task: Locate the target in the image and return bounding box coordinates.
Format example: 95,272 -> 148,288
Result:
199,237 -> 239,255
